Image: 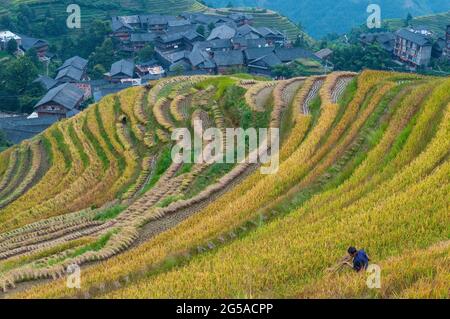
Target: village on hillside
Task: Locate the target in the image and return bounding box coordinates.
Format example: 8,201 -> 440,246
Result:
0,11 -> 449,145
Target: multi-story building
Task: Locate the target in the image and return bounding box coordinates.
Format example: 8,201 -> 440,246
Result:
394,28 -> 432,67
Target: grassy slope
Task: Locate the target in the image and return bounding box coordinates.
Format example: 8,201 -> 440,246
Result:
99,76 -> 450,299
206,0 -> 450,37
211,7 -> 307,42
9,71 -> 449,299
385,11 -> 450,38
0,0 -> 206,25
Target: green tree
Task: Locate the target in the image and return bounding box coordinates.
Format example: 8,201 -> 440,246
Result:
92,64 -> 107,80
293,34 -> 308,48
331,43 -> 394,71
73,20 -> 112,59
6,39 -> 18,55
3,56 -> 39,94
172,64 -> 185,76
15,4 -> 34,34
89,38 -> 116,78
0,56 -> 44,113
25,48 -> 42,68
18,4 -> 35,21
137,44 -> 155,62
196,25 -> 205,37
405,13 -> 413,27
59,37 -> 76,60
0,130 -> 11,150
272,64 -> 294,78
0,15 -> 15,30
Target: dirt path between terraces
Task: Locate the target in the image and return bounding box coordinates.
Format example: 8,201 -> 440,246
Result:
0,163 -> 259,298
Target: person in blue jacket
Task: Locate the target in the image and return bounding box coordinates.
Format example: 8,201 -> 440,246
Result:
346,246 -> 370,272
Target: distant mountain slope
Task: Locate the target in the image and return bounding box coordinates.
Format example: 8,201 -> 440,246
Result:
207,0 -> 450,37
0,0 -> 206,26
386,11 -> 450,37
208,7 -> 309,42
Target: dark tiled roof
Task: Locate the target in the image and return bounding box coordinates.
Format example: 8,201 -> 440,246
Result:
58,56 -> 88,71
157,50 -> 190,64
66,109 -> 81,117
207,24 -> 236,41
19,35 -> 48,51
183,30 -> 204,41
33,75 -> 58,90
168,19 -> 191,27
435,38 -> 446,51
34,83 -> 84,110
360,32 -> 395,51
189,47 -> 207,66
376,32 -> 396,43
0,115 -> 59,144
315,48 -> 333,60
249,52 -> 282,68
213,50 -> 243,67
139,15 -> 170,25
167,24 -> 196,34
130,33 -> 157,42
256,27 -> 283,37
232,37 -> 270,48
183,69 -> 210,75
111,17 -> 134,32
159,32 -> 184,43
231,36 -> 247,46
396,28 -> 432,46
87,79 -> 110,88
194,39 -> 232,50
247,38 -> 271,48
182,13 -> 223,25
275,47 -> 317,62
189,47 -> 215,68
169,60 -> 191,72
229,13 -> 254,21
244,47 -> 275,61
236,24 -> 261,38
110,59 -> 135,77
120,15 -> 140,25
140,73 -> 164,81
93,83 -> 133,102
55,66 -> 84,82
136,59 -> 159,67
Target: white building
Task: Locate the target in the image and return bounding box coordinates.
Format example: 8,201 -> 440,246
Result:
0,31 -> 21,50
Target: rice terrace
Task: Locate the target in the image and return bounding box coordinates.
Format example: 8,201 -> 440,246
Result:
0,70 -> 448,299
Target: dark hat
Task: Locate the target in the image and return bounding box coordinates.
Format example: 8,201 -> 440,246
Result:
348,246 -> 357,255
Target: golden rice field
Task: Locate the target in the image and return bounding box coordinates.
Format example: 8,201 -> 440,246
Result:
0,71 -> 449,298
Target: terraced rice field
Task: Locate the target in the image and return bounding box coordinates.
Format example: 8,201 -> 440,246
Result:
0,71 -> 449,299
211,7 -> 308,42
386,11 -> 450,37
0,0 -> 206,28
